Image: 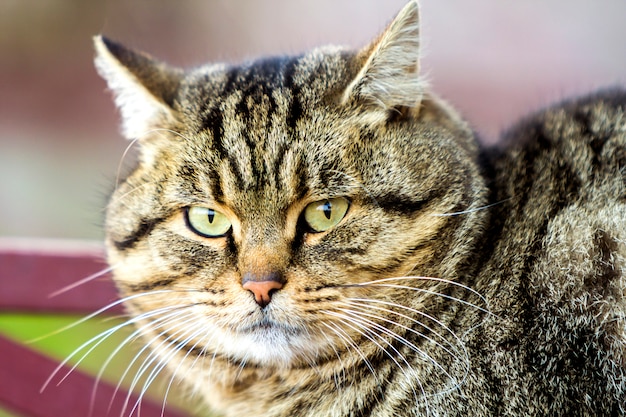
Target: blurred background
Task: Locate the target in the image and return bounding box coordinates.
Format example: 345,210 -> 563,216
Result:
0,1 -> 625,416
1,0 -> 626,240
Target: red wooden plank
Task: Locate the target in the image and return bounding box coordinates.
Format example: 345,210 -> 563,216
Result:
0,334 -> 189,417
0,238 -> 122,314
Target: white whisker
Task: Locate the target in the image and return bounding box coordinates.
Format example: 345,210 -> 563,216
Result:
317,328 -> 347,390
352,281 -> 491,315
48,265 -> 116,298
92,305 -> 198,414
335,306 -> 464,392
116,310 -> 201,416
320,321 -> 378,381
325,312 -> 406,374
40,295 -> 190,393
431,199 -> 510,217
32,289 -> 193,344
344,275 -> 491,313
106,182 -> 156,212
339,301 -> 468,368
233,353 -> 249,385
347,297 -> 464,344
129,319 -> 206,417
161,322 -> 216,417
114,137 -> 140,187
112,127 -> 194,190
323,311 -> 426,410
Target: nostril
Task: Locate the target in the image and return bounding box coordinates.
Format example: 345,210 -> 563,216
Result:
241,271 -> 286,308
242,280 -> 284,308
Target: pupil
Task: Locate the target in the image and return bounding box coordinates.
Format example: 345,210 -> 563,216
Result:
323,201 -> 332,219
207,209 -> 215,223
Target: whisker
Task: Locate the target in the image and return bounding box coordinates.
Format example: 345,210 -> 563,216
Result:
115,310 -> 201,416
39,314 -> 151,393
41,299 -> 189,393
128,318 -> 206,417
317,328 -> 347,390
346,280 -> 491,316
341,299 -> 474,397
341,275 -> 491,314
161,323 -> 217,417
323,311 -> 426,408
320,321 -> 378,380
328,310 -> 412,371
181,324 -> 219,379
108,128 -> 200,213
233,352 -> 249,385
324,313 -> 408,375
148,127 -> 195,142
431,198 -> 510,217
106,182 -> 157,213
31,289 -> 195,344
138,325 -> 209,413
339,300 -> 468,367
204,333 -> 225,383
92,305 -> 198,415
335,307 -> 464,389
114,137 -> 141,188
48,265 -> 116,298
345,298 -> 465,349
40,290 -> 195,392
320,320 -> 386,410
112,127 -> 194,191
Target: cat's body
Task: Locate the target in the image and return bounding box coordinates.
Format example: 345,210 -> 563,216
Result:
462,90 -> 626,416
94,2 -> 626,416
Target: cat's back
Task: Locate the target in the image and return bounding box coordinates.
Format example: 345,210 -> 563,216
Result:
497,88 -> 626,197
475,89 -> 626,415
490,89 -> 626,266
492,88 -> 626,248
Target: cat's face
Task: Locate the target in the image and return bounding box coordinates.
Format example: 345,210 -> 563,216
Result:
98,1 -> 486,376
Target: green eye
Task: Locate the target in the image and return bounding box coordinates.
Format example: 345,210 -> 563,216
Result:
303,197 -> 350,233
186,206 -> 232,237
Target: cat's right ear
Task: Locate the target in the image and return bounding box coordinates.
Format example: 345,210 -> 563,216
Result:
341,0 -> 424,120
93,36 -> 183,140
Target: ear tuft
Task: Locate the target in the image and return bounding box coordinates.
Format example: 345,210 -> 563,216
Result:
343,0 -> 425,110
93,35 -> 182,140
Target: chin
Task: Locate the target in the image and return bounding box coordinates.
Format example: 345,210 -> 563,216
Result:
229,322 -> 321,368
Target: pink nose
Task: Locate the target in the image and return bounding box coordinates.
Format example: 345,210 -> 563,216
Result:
242,280 -> 283,308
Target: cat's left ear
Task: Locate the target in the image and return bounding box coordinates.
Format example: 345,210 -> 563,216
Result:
94,36 -> 183,140
342,0 -> 424,113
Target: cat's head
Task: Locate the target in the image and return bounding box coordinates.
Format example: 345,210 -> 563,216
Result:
96,1 -> 486,372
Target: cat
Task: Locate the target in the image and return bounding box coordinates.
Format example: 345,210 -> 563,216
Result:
93,1 -> 626,416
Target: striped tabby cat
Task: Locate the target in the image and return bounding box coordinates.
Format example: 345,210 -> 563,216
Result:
94,1 -> 626,416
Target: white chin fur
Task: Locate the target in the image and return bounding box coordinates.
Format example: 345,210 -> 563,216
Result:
216,324 -> 323,367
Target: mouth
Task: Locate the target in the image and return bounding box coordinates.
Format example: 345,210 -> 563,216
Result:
224,316 -> 324,367
238,317 -> 304,337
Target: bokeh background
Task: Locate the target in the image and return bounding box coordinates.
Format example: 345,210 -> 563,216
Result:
1,1 -> 625,416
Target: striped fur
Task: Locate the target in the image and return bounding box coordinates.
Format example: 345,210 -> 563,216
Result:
95,1 -> 626,416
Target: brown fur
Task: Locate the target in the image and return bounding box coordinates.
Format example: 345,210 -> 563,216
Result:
95,1 -> 626,416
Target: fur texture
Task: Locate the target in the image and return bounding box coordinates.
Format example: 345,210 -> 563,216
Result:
95,1 -> 626,416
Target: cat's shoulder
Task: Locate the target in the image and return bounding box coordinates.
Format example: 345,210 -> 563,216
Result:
498,87 -> 626,165
482,87 -> 626,315
480,90 -> 626,403
489,88 -> 626,202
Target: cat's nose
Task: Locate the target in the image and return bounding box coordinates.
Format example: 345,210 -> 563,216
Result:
242,272 -> 284,308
